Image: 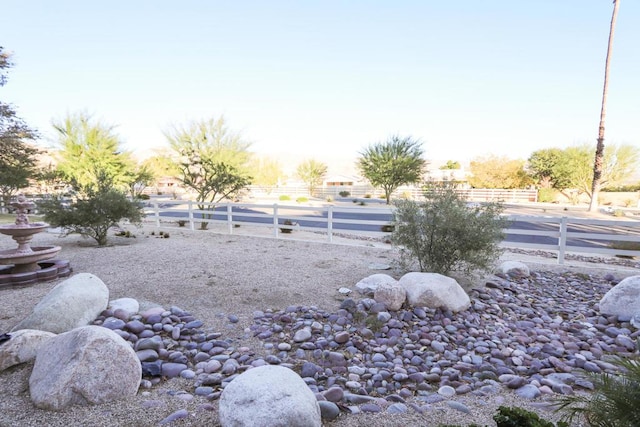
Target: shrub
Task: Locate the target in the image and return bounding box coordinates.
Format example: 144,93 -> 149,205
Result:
392,184 -> 507,274
352,199 -> 358,204
494,406 -> 567,427
39,182 -> 143,247
296,196 -> 308,203
554,356 -> 640,426
359,201 -> 366,206
339,191 -> 350,197
537,188 -> 558,203
177,220 -> 187,227
613,209 -> 626,217
364,193 -> 372,198
279,195 -> 291,201
137,194 -> 150,200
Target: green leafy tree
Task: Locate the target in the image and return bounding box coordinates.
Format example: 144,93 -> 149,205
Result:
392,183 -> 507,274
165,117 -> 252,229
0,47 -> 39,211
141,149 -> 180,194
296,159 -> 328,196
251,156 -> 284,190
124,163 -> 155,199
39,172 -> 143,246
469,155 -> 531,189
590,0 -> 621,212
357,135 -> 426,204
527,148 -> 565,188
542,144 -> 640,203
53,112 -> 135,191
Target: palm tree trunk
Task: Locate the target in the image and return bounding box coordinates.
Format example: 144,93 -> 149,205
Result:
589,0 -> 621,212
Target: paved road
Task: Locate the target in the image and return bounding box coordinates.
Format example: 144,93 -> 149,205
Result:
148,202 -> 639,249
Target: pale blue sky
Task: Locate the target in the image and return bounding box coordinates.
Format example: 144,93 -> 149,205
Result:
2,1 -> 638,173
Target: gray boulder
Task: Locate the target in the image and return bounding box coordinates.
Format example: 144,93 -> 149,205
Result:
600,275 -> 640,317
0,329 -> 56,371
29,325 -> 141,410
496,261 -> 530,278
355,274 -> 397,296
108,297 -> 139,317
219,365 -> 321,427
374,281 -> 406,311
12,273 -> 109,334
399,272 -> 470,312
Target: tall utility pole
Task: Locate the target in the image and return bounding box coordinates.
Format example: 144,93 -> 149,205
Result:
589,0 -> 621,212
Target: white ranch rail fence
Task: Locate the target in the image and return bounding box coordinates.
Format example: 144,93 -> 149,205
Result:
145,201 -> 640,264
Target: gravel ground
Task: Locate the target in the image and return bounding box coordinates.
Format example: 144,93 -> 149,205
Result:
1,225 -> 638,426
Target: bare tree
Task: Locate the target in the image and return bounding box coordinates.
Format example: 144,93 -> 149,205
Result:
589,0 -> 621,212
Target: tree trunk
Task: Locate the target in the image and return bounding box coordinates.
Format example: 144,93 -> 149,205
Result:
589,0 -> 620,213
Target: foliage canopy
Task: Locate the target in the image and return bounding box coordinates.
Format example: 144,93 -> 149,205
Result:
357,135 -> 426,204
296,159 -> 328,196
468,155 -> 531,189
40,173 -> 143,246
0,47 -> 39,210
165,117 -> 252,229
52,112 -> 135,191
392,184 -> 507,274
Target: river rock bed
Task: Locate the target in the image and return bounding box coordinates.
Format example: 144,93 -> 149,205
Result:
93,269 -> 638,419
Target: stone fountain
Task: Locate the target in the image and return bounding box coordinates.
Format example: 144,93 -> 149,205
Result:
0,195 -> 71,287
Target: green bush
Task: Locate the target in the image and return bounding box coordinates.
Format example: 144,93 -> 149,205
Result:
537,188 -> 558,203
364,193 -> 372,198
555,356 -> 640,427
613,209 -> 626,217
279,195 -> 291,201
39,180 -> 143,247
137,194 -> 151,200
494,406 -> 567,427
392,184 -> 507,274
339,191 -> 350,197
295,196 -> 308,203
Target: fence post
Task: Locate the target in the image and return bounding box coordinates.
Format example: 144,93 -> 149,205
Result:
154,202 -> 160,228
188,201 -> 195,231
558,217 -> 568,264
327,205 -> 333,243
273,204 -> 279,238
227,204 -> 233,234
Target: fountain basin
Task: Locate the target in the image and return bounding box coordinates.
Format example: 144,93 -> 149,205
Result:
0,259 -> 72,287
0,245 -> 62,273
0,222 -> 50,237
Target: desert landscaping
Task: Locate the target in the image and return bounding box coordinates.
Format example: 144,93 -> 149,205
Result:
1,225 -> 639,426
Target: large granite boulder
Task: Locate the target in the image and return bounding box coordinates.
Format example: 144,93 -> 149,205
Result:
374,281 -> 406,311
399,272 -> 470,312
29,326 -> 141,410
600,275 -> 640,317
12,273 -> 109,334
0,329 -> 56,372
219,365 -> 321,427
355,274 -> 397,296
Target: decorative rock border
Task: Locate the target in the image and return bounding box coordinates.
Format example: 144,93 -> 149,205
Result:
91,269 -> 638,420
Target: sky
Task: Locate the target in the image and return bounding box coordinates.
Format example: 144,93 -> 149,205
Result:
2,1 -> 638,175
